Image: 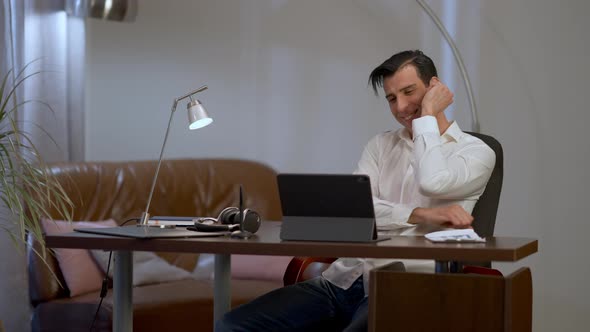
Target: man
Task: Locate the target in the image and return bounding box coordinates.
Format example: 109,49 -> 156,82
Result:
215,50 -> 495,331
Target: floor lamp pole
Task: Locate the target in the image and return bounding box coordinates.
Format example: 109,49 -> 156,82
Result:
415,0 -> 480,133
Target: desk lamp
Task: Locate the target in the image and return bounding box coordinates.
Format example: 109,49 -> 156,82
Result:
138,85 -> 212,227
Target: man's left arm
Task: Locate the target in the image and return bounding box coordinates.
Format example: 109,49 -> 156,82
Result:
412,116 -> 496,199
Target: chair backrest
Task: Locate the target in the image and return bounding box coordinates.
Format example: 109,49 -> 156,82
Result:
465,131 -> 504,238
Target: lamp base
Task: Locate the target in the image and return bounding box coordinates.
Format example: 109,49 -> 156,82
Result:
137,212 -> 178,228
138,212 -> 151,227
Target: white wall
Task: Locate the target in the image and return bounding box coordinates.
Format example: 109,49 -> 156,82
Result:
478,1 -> 590,330
86,0 -> 394,172
85,0 -> 590,331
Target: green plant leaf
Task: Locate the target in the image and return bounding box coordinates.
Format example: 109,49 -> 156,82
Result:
1,64 -> 73,287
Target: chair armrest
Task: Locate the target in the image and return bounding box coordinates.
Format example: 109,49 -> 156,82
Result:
283,257 -> 336,286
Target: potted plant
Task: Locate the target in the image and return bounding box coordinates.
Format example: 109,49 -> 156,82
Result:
0,64 -> 73,271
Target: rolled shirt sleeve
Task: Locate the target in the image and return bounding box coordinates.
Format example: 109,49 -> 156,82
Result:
412,116 -> 496,200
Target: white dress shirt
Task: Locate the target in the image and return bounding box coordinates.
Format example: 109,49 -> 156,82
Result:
322,116 -> 496,294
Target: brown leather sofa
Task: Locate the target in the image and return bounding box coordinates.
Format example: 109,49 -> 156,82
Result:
27,159 -> 290,332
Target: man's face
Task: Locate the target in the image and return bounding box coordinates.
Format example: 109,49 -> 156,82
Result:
383,64 -> 429,133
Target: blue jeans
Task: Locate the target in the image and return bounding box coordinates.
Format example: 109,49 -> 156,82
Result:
215,276 -> 368,332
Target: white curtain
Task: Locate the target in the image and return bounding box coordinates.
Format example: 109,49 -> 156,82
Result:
0,4 -> 28,331
3,0 -> 85,163
1,1 -> 85,330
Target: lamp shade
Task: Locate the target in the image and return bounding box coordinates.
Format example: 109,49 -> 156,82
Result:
187,100 -> 213,130
66,0 -> 138,22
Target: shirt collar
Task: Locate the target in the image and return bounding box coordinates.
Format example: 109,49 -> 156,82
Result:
398,127 -> 413,144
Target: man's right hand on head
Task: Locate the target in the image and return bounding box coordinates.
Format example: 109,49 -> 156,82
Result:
408,205 -> 473,228
420,77 -> 454,117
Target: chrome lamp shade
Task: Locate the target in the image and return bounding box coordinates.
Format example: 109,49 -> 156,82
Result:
188,100 -> 213,130
66,0 -> 138,22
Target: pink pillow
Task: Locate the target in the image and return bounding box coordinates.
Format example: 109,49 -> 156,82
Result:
231,255 -> 293,282
41,218 -> 118,297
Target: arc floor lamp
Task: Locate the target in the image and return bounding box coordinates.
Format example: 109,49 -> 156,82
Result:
415,0 -> 480,133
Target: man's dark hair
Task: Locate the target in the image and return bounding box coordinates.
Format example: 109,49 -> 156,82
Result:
368,50 -> 438,95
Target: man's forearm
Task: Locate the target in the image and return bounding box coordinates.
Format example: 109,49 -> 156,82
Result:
408,205 -> 473,228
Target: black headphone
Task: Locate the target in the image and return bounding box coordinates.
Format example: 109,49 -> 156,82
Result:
191,206 -> 261,235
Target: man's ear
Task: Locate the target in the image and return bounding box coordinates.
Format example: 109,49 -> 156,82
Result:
428,76 -> 440,87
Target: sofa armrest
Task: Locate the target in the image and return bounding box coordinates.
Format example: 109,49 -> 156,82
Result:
283,257 -> 336,286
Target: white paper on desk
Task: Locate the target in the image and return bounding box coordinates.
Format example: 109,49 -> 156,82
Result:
425,229 -> 486,243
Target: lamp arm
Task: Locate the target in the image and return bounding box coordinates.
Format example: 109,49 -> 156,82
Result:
176,85 -> 208,102
415,0 -> 480,133
139,100 -> 179,226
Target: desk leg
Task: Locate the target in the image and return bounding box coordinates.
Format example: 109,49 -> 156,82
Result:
435,260 -> 449,273
113,251 -> 133,332
214,254 -> 231,324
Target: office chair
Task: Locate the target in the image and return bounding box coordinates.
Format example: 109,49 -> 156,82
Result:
465,131 -> 504,239
455,132 -> 504,270
283,132 -> 504,285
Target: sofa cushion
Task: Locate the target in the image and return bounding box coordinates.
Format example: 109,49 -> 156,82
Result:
90,250 -> 193,286
231,255 -> 293,281
41,218 -> 118,297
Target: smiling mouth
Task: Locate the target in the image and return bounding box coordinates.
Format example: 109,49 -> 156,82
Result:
402,109 -> 419,121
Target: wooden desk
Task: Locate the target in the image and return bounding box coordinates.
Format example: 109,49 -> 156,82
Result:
46,221 -> 538,332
